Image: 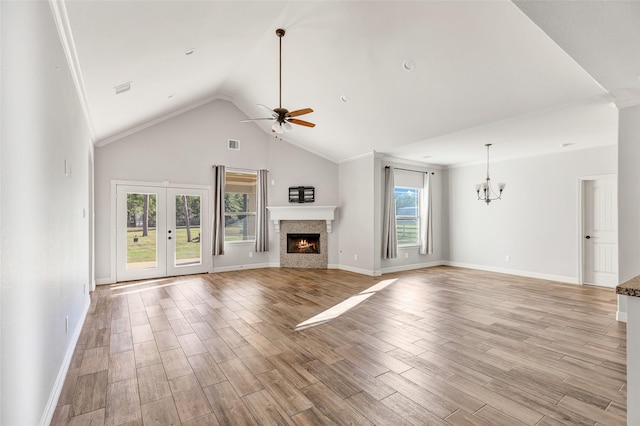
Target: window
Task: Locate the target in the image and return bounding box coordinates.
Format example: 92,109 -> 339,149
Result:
395,187 -> 420,245
224,171 -> 257,242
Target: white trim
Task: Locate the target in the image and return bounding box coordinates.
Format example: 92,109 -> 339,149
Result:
39,295 -> 91,426
381,155 -> 445,170
617,311 -> 628,323
444,261 -> 579,284
267,206 -> 337,233
96,94 -> 222,146
48,0 -> 96,141
212,262 -> 272,273
111,180 -> 213,282
615,98 -> 640,110
381,260 -> 445,274
578,174 -> 618,287
338,151 -> 377,164
338,264 -> 381,277
110,181 -> 117,284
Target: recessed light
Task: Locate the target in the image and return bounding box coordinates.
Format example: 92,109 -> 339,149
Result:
560,142 -> 575,147
402,60 -> 415,71
114,82 -> 131,95
168,94 -> 174,99
421,155 -> 432,159
340,95 -> 350,103
184,48 -> 196,56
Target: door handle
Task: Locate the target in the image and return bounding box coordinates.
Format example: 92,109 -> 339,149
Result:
168,236 -> 172,240
585,235 -> 591,239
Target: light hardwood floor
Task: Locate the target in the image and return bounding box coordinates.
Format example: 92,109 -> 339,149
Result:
52,266 -> 626,425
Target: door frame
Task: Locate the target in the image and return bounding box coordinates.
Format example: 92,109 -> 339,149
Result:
578,173 -> 617,286
109,180 -> 212,283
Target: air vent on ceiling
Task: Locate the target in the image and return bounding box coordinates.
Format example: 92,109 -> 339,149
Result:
114,82 -> 131,95
228,139 -> 240,150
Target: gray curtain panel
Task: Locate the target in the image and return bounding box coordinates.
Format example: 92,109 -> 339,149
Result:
255,169 -> 269,252
420,172 -> 433,255
382,166 -> 398,259
212,165 -> 226,256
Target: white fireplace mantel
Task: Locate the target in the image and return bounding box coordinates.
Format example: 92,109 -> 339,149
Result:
267,206 -> 337,233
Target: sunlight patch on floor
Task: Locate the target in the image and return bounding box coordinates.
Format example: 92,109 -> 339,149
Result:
295,278 -> 398,330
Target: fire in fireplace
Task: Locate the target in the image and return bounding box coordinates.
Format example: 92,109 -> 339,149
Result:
287,233 -> 321,254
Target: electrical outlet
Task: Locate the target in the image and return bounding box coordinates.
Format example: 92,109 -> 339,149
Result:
505,255 -> 511,262
354,254 -> 358,261
249,252 -> 253,258
405,252 -> 409,259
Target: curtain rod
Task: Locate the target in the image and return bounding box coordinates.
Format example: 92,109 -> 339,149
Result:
385,165 -> 435,175
212,166 -> 269,173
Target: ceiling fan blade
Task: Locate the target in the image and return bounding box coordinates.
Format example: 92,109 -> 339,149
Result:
288,118 -> 316,128
240,118 -> 275,122
286,108 -> 313,118
257,104 -> 277,116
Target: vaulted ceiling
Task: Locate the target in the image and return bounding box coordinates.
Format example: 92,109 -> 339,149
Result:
57,1 -> 639,165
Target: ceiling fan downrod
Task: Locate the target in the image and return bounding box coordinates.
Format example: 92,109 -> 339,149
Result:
276,28 -> 285,110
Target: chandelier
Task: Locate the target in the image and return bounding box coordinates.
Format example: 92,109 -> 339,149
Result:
476,143 -> 505,205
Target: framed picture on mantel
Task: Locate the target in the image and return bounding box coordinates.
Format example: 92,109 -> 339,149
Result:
289,186 -> 315,203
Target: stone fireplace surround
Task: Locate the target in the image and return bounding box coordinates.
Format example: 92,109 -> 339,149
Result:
279,220 -> 327,268
267,206 -> 337,269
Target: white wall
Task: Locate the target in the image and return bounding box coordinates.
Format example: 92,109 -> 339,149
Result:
617,104 -> 640,319
267,137 -> 340,266
447,145 -> 617,283
618,104 -> 640,283
94,99 -> 340,280
338,154 -> 377,275
1,2 -> 92,424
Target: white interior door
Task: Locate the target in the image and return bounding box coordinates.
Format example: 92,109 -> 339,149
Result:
116,184 -> 209,282
583,178 -> 618,287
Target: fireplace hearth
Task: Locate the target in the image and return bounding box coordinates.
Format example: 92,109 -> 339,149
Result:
287,233 -> 320,254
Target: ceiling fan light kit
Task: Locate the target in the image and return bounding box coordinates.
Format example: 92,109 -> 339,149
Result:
241,28 -> 315,133
476,143 -> 506,205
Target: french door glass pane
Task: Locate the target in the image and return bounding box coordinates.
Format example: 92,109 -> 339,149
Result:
126,192 -> 157,270
175,194 -> 202,266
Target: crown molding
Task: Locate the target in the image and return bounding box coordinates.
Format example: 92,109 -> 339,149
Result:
615,98 -> 640,110
49,0 -> 96,142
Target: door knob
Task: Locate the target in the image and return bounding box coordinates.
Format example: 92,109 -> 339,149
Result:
168,236 -> 172,240
585,235 -> 591,239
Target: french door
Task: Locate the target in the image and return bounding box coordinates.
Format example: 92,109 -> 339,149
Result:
116,184 -> 210,282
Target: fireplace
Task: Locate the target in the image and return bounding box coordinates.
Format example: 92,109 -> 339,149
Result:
279,220 -> 328,269
287,233 -> 320,254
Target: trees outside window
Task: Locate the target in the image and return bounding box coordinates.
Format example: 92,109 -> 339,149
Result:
395,187 -> 420,245
225,171 -> 257,241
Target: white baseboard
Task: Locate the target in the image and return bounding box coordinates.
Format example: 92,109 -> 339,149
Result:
617,311 -> 628,323
40,295 -> 91,426
212,262 -> 272,273
95,277 -> 115,285
338,264 -> 380,276
444,261 -> 579,284
381,260 -> 445,274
